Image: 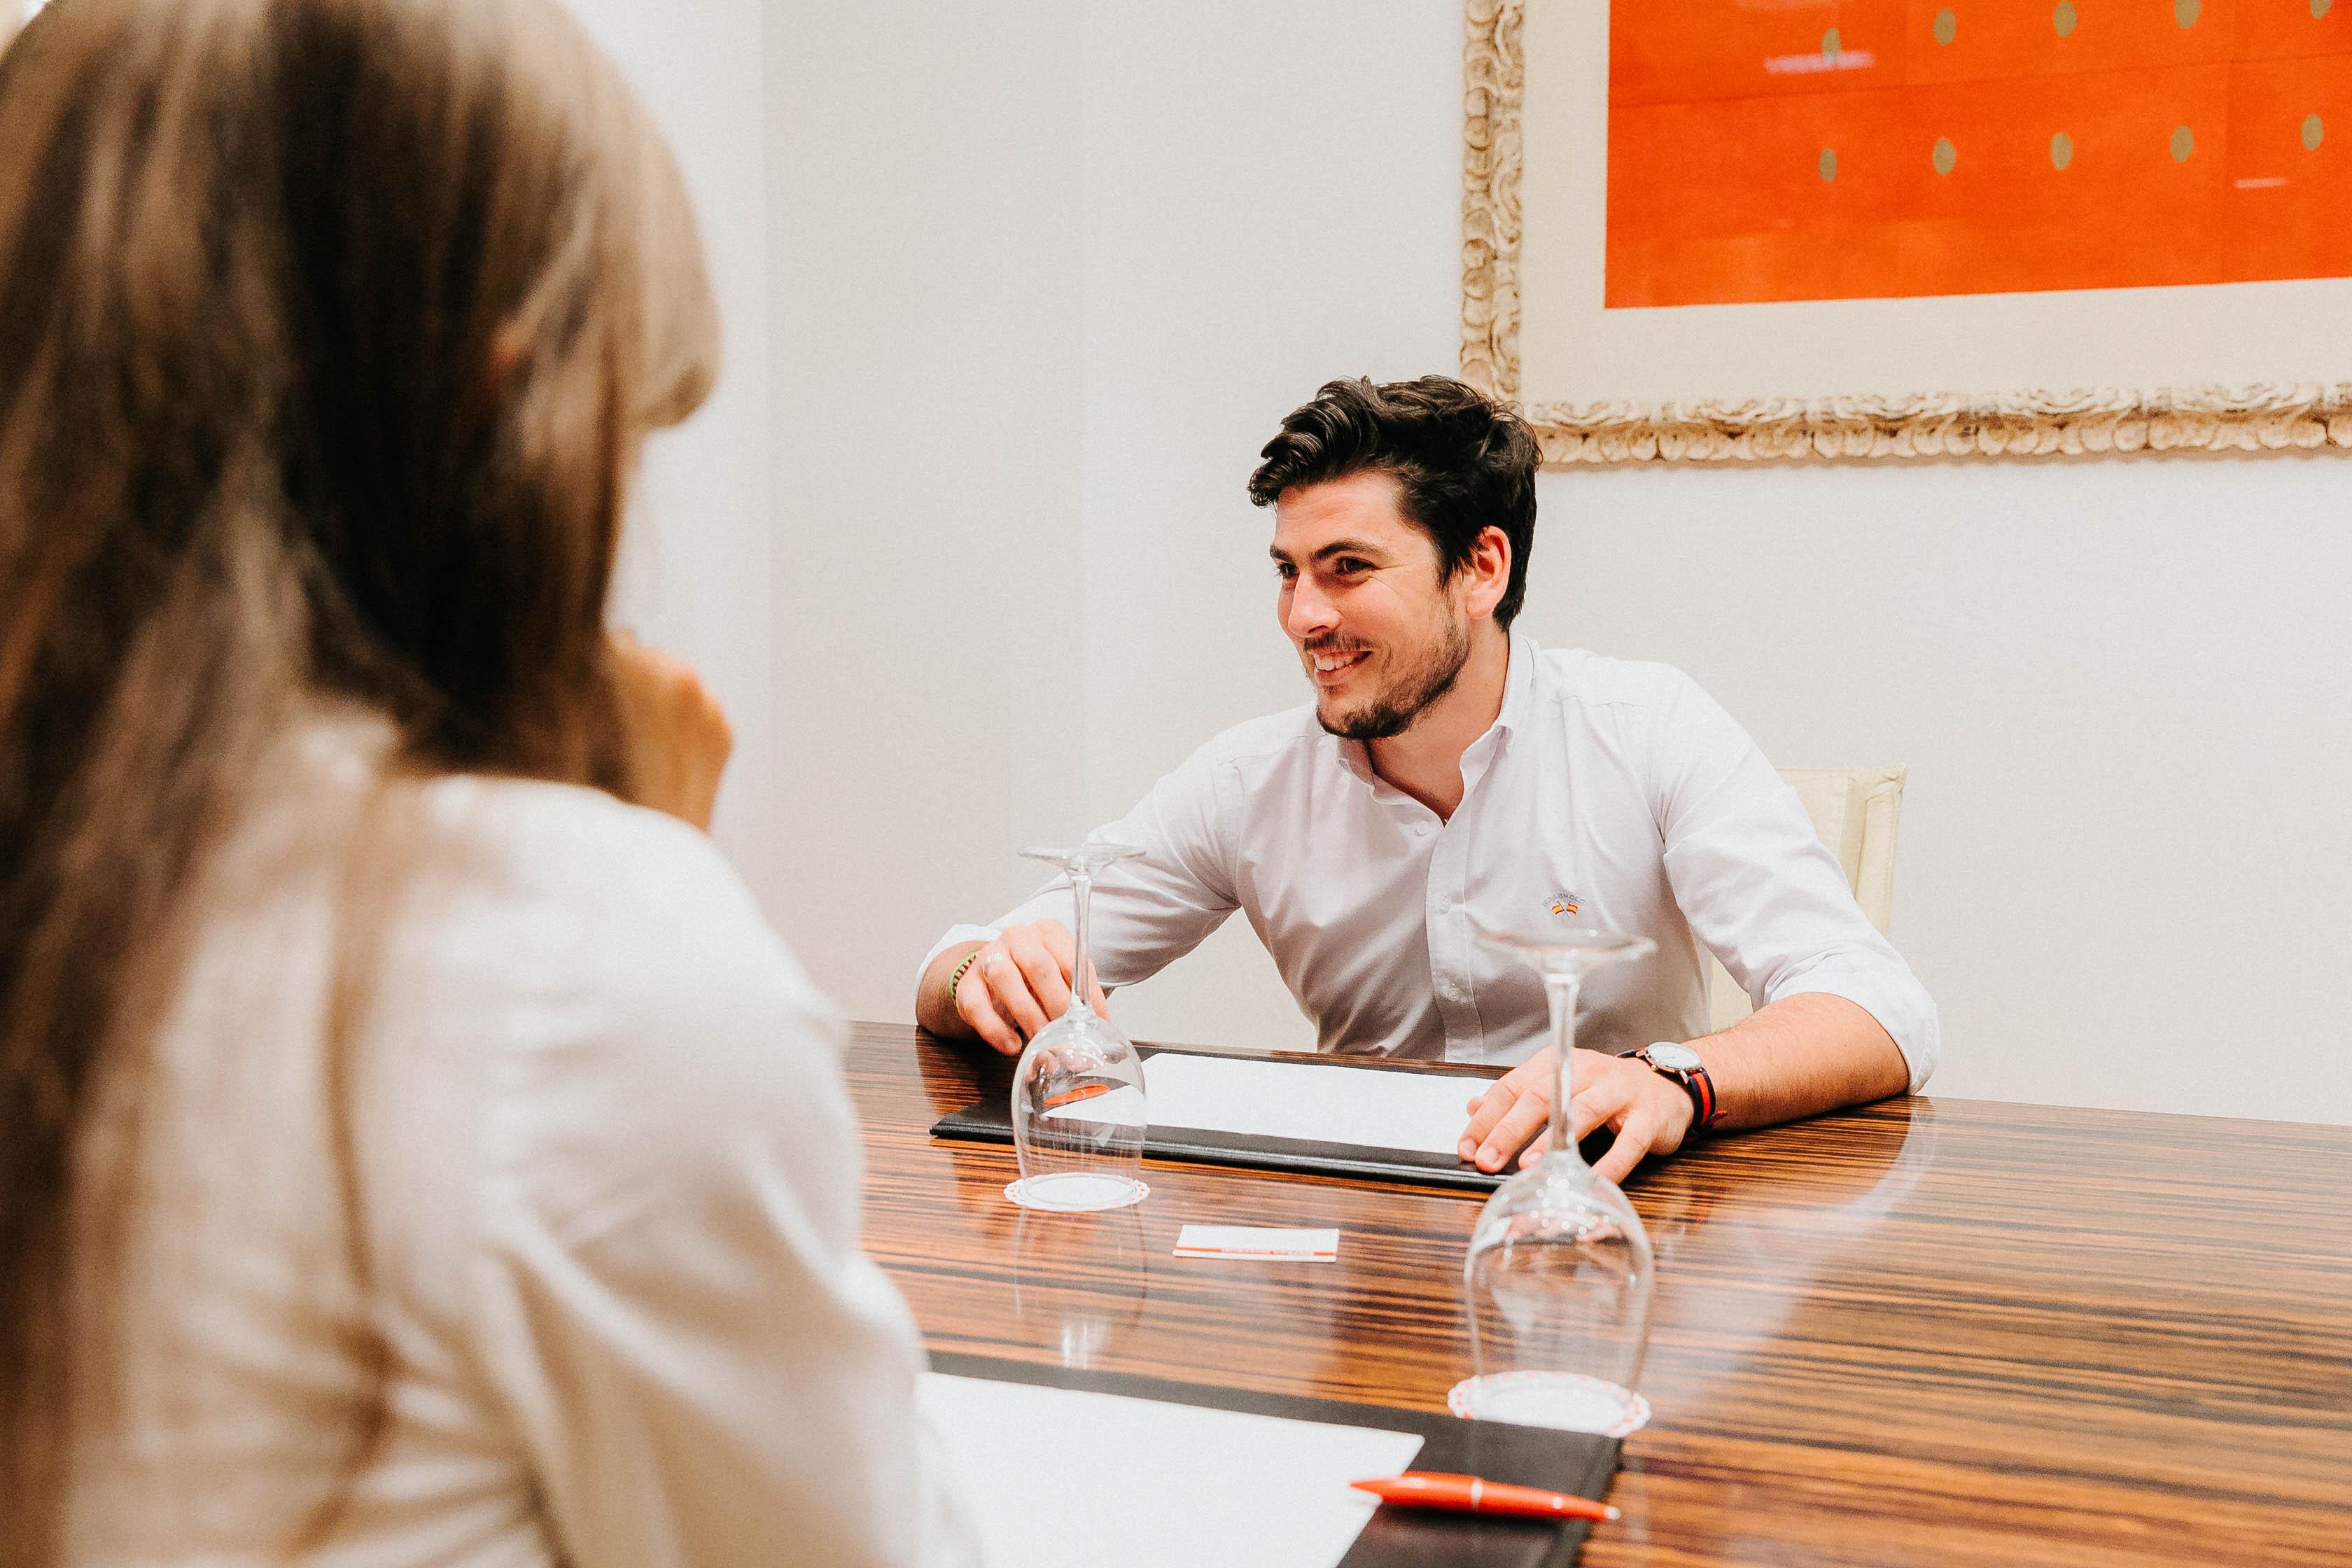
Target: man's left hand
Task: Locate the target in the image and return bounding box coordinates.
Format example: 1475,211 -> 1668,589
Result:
1458,1047 -> 1695,1186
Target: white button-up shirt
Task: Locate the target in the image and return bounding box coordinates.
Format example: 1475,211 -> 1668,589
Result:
930,636 -> 1937,1086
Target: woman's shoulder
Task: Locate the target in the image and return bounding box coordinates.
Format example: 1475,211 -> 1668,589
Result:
356,774 -> 859,1306
416,772 -> 759,925
380,773 -> 843,1172
400,770 -> 834,1051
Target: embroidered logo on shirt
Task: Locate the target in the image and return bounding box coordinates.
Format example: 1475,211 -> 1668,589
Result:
1546,893 -> 1581,918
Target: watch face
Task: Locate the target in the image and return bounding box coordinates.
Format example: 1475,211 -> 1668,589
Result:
1644,1042 -> 1703,1072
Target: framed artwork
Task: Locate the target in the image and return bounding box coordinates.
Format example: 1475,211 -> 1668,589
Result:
1461,0 -> 2352,461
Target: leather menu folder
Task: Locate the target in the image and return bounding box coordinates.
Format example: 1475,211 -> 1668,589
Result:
930,1044 -> 1618,1194
927,1352 -> 1623,1568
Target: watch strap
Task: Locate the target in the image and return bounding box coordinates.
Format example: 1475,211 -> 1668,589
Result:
1637,1044 -> 1718,1135
1685,1059 -> 1718,1132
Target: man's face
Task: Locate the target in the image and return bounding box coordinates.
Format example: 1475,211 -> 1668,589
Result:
1269,469 -> 1473,741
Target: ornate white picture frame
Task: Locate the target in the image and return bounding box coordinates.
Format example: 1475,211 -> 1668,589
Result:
1462,0 -> 2352,463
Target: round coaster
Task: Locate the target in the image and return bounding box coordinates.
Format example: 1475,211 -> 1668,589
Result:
1447,1372 -> 1652,1437
1003,1174 -> 1151,1212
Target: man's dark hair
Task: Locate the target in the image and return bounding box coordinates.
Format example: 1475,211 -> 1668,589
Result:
1247,375 -> 1539,630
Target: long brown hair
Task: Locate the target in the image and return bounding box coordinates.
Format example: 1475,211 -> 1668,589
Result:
0,0 -> 717,1555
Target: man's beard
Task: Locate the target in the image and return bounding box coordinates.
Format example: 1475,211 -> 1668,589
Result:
1312,613 -> 1473,741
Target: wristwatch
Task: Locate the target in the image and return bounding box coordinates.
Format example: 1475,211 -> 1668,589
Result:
1633,1042 -> 1718,1135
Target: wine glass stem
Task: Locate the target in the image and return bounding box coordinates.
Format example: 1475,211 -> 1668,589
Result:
1546,972 -> 1584,1163
1068,869 -> 1094,1019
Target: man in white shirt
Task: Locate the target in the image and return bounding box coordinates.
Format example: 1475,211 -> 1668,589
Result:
916,376 -> 1935,1183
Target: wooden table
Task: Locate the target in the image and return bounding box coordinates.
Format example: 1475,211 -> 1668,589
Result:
848,1023 -> 2352,1566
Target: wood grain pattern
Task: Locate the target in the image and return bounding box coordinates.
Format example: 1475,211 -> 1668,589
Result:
848,1023 -> 2352,1566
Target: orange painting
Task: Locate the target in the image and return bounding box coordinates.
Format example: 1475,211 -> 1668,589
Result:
1604,1 -> 2352,307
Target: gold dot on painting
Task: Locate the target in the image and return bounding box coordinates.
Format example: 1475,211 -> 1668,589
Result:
2306,113 -> 2326,150
1819,147 -> 1838,181
2171,125 -> 2195,161
2051,131 -> 2074,169
1933,136 -> 1958,174
1822,27 -> 1842,61
1935,8 -> 1958,45
2054,1 -> 2078,37
2176,0 -> 2200,26
2313,0 -> 2332,18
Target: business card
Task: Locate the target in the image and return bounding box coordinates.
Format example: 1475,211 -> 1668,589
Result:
1172,1224 -> 1339,1262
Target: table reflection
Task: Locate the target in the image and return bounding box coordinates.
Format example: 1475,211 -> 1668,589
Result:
914,1028 -> 1005,1121
1011,1206 -> 1154,1370
1644,1103 -> 1938,1413
1642,1097 -> 1937,1252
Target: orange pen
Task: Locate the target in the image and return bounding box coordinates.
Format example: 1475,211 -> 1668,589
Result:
1040,1082 -> 1115,1110
1351,1471 -> 1618,1522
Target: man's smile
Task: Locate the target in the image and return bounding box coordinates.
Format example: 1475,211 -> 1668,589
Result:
1308,644 -> 1371,685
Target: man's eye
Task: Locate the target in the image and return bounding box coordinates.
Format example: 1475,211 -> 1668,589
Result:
1334,559 -> 1369,576
1273,563 -> 1297,581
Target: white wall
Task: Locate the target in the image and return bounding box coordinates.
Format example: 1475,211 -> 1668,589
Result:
762,0 -> 2351,1124
565,0 -> 785,907
1072,2 -> 1466,1055
1544,458 -> 2352,1121
766,0 -> 1089,1019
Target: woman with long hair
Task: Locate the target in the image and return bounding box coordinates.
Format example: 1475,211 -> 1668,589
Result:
0,1 -> 973,1560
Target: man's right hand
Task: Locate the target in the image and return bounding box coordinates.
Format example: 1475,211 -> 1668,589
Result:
929,920 -> 1110,1056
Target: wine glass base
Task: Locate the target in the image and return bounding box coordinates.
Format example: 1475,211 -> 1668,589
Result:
1003,1173 -> 1150,1212
1447,1373 -> 1651,1436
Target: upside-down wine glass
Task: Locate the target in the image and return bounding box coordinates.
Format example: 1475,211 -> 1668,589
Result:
1454,922 -> 1659,1435
1004,842 -> 1151,1212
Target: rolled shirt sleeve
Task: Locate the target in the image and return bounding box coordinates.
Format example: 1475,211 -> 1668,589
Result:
1646,671 -> 1940,1090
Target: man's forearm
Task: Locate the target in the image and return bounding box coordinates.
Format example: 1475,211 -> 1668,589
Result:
1693,992 -> 1910,1132
914,941 -> 985,1040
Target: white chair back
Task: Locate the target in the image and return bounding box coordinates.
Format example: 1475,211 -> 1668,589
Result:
1706,765 -> 1907,1033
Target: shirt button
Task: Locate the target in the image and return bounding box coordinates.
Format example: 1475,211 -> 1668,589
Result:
1440,981 -> 1462,1002
1413,822 -> 1433,837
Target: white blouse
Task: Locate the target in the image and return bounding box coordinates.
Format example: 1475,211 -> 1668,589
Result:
66,715 -> 976,1566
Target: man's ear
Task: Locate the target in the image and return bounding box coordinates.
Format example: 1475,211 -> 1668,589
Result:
1462,524 -> 1513,621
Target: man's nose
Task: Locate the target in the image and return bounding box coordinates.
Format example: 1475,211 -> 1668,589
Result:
1286,578 -> 1338,639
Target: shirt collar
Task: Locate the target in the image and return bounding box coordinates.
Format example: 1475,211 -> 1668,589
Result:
1332,628 -> 1540,795
1493,629 -> 1540,738
1335,734 -> 1382,790
1456,629 -> 1535,790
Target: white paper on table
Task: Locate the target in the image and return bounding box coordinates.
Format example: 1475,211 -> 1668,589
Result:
1172,1224 -> 1340,1261
918,1373 -> 1422,1568
1046,1053 -> 1489,1157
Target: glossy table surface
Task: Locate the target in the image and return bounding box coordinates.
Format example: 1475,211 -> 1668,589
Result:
846,1023 -> 2352,1566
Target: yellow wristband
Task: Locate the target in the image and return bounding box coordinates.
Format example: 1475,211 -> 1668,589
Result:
945,948 -> 983,1008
